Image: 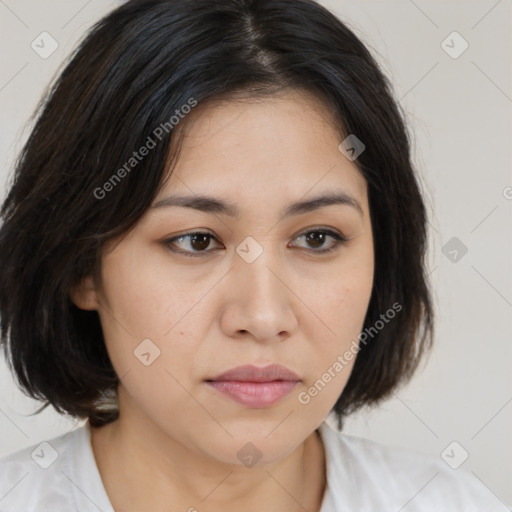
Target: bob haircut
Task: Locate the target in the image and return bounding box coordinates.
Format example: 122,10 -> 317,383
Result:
0,0 -> 434,429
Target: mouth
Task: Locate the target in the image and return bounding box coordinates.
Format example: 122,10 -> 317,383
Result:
205,364 -> 301,408
205,380 -> 299,408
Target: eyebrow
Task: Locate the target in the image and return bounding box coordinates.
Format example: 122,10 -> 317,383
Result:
150,190 -> 363,218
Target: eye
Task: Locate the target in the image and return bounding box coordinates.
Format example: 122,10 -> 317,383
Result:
163,228 -> 348,257
290,228 -> 348,254
163,231 -> 221,257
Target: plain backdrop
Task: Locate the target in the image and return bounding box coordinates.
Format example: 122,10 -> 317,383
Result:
1,0 -> 511,506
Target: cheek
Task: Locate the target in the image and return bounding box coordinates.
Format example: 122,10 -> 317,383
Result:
95,246 -> 206,383
95,250 -> 207,426
326,268 -> 373,336
301,250 -> 374,346
97,243 -> 208,341
295,259 -> 373,414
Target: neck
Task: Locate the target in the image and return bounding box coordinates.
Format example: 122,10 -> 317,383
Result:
90,393 -> 326,512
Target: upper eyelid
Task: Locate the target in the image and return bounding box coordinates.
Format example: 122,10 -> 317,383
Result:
168,226 -> 344,242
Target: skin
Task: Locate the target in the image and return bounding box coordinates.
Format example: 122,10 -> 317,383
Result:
71,88 -> 374,512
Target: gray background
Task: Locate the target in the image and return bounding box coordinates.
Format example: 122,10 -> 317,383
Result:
1,0 -> 511,507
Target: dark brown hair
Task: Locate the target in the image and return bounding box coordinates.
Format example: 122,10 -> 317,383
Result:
0,0 -> 434,429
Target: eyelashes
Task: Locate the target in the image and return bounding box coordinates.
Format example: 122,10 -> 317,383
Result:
163,228 -> 349,258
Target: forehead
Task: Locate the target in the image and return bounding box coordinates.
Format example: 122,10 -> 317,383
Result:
155,89 -> 368,213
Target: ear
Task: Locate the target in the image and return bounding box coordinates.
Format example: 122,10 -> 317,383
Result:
69,275 -> 100,311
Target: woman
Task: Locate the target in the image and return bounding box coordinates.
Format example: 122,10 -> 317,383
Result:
0,0 -> 502,510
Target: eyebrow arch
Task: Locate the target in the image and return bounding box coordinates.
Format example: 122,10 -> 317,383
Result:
150,190 -> 363,218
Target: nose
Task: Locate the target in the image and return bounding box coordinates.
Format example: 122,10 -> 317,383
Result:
219,247 -> 299,344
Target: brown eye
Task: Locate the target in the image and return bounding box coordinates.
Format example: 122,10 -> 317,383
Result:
164,228 -> 347,258
291,229 -> 347,253
304,231 -> 327,248
164,232 -> 221,256
188,233 -> 212,251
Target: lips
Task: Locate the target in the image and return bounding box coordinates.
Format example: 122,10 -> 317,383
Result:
207,364 -> 301,383
205,364 -> 301,408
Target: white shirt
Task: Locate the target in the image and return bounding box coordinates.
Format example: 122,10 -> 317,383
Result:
0,419 -> 508,511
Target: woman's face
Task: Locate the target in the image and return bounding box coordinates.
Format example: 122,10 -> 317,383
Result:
75,89 -> 374,464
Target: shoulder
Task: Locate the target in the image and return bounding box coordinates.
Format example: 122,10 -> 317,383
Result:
0,426 -> 80,511
0,422 -> 111,512
317,420 -> 509,511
